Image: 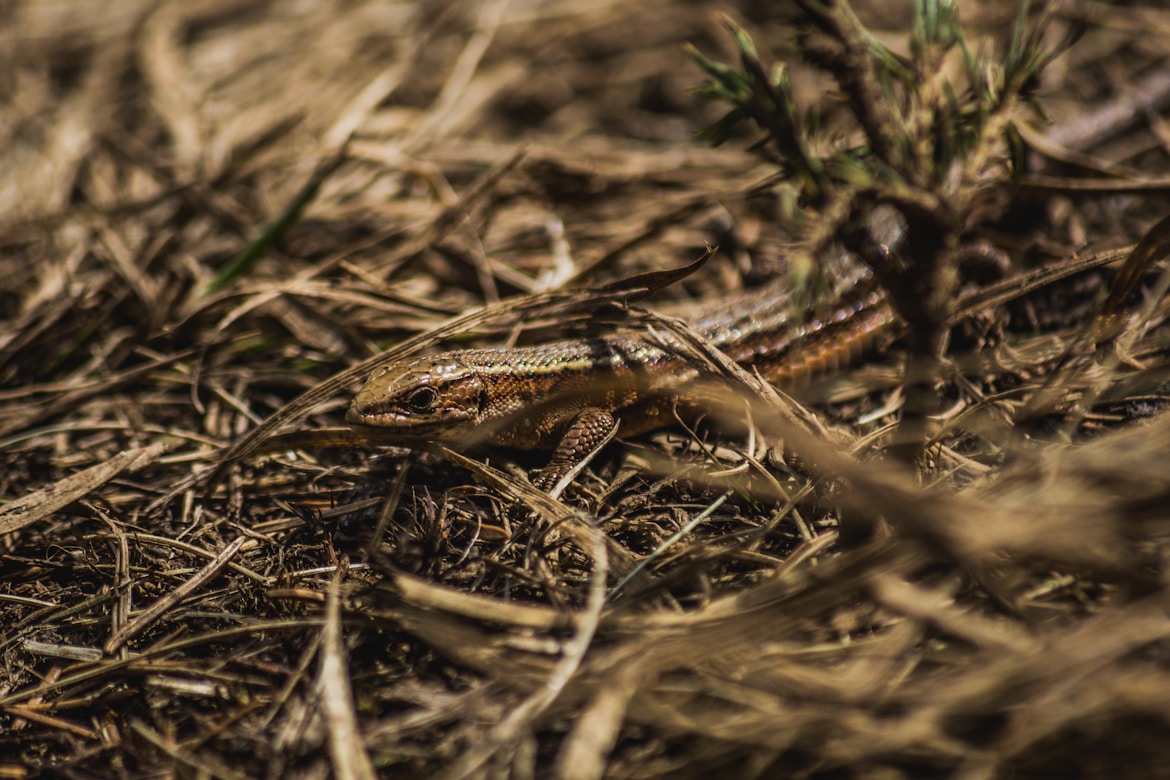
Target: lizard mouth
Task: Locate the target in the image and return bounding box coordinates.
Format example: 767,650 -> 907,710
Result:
345,402 -> 411,430
344,399 -> 406,429
344,400 -> 456,441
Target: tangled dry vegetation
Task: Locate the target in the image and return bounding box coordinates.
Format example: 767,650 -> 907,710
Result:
5,0 -> 1170,777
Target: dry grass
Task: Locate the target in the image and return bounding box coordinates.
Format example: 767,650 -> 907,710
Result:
5,1 -> 1170,777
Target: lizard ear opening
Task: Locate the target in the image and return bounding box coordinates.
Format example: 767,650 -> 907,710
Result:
477,386 -> 488,415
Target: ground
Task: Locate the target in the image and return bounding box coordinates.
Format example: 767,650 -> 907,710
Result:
4,1 -> 1170,778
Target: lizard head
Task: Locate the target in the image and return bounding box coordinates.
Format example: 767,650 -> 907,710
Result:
346,356 -> 486,442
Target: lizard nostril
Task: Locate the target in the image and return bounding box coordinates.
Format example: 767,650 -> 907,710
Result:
345,404 -> 365,425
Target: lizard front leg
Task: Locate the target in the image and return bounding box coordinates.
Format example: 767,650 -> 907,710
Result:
532,408 -> 619,494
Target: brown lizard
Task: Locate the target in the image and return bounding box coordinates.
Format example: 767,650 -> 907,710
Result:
345,269 -> 899,490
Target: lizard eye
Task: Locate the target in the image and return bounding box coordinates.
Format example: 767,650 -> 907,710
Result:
407,386 -> 438,413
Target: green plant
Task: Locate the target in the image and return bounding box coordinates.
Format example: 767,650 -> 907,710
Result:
689,0 -> 1080,454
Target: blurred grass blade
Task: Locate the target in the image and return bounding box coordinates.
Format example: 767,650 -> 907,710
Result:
204,149 -> 347,296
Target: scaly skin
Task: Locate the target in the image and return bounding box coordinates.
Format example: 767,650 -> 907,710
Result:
346,272 -> 898,489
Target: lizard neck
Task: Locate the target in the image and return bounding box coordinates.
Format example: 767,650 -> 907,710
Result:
454,336 -> 681,448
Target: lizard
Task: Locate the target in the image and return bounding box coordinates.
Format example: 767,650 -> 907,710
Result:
344,267 -> 899,491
